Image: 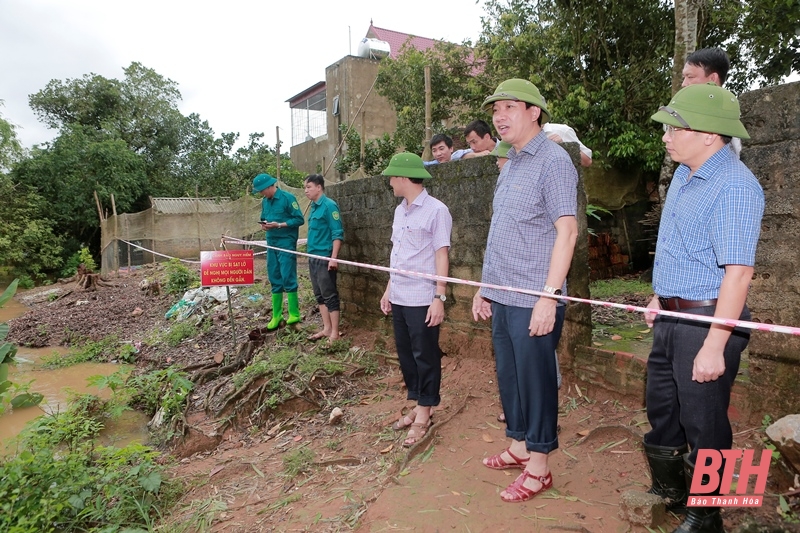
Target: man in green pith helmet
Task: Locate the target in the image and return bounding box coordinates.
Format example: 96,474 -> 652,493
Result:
643,83 -> 763,533
253,173 -> 305,330
379,152 -> 452,448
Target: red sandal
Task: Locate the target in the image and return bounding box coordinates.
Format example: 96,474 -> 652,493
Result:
483,448 -> 530,470
500,470 -> 553,503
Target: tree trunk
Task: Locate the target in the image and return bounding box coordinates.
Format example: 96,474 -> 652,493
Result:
658,0 -> 705,203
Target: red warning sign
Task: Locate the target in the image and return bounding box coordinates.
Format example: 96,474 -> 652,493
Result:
200,250 -> 255,286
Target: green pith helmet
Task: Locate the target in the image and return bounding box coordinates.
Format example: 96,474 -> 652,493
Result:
381,152 -> 433,179
651,83 -> 749,139
482,78 -> 551,124
252,173 -> 277,192
490,140 -> 512,158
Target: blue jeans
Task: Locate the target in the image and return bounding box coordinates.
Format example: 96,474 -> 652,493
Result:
492,302 -> 564,454
645,305 -> 750,464
391,304 -> 442,407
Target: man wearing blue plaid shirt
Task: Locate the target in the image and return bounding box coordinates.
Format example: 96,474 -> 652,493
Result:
643,84 -> 764,533
472,79 -> 579,503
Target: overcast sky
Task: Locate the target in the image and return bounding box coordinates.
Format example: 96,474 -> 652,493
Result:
0,0 -> 486,152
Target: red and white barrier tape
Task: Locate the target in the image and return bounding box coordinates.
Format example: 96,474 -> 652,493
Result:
112,236 -> 799,336
219,236 -> 800,337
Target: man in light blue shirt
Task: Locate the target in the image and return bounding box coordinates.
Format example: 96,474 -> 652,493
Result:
423,134 -> 472,166
643,83 -> 763,533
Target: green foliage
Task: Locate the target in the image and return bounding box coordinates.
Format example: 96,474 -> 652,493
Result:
163,258 -> 199,295
60,246 -> 98,278
476,0 -> 674,173
0,280 -> 45,415
376,40 -> 482,154
334,124 -> 398,176
87,369 -> 134,418
0,175 -> 64,281
0,101 -> 24,172
42,335 -> 120,368
586,204 -> 612,221
589,278 -> 653,300
163,321 -> 198,347
128,367 -> 193,421
11,62 -> 309,269
282,446 -> 315,478
0,392 -> 174,533
376,0 -> 797,178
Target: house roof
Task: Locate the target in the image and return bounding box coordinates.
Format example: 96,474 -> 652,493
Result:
151,198 -> 232,214
366,24 -> 440,60
286,81 -> 327,108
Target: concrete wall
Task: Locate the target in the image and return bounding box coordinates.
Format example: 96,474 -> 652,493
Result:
737,81 -> 800,418
289,135 -> 330,180
290,55 -> 398,181
572,82 -> 800,423
327,144 -> 592,363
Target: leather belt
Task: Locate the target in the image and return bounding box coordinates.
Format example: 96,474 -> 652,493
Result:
658,297 -> 718,311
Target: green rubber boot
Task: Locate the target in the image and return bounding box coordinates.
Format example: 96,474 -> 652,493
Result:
267,293 -> 284,330
286,292 -> 302,325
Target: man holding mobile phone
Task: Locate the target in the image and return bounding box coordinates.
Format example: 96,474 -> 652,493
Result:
253,173 -> 305,330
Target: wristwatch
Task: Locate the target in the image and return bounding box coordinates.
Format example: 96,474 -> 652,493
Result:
434,294 -> 447,302
543,285 -> 563,296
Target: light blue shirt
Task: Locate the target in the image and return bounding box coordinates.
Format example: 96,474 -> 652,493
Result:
652,145 -> 764,300
423,149 -> 473,166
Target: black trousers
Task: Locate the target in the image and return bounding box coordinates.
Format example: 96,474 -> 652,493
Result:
391,304 -> 442,407
645,305 -> 750,464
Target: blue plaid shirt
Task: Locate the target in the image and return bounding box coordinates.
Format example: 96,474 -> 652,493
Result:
653,145 -> 764,300
481,131 -> 578,308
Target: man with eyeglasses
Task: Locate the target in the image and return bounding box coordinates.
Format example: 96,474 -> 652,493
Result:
642,84 -> 764,533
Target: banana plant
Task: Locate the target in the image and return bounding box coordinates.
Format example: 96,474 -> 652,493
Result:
0,280 -> 44,412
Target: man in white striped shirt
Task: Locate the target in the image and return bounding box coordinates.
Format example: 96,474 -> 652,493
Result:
379,152 -> 453,448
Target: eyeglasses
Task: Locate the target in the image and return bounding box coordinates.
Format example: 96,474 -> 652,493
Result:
662,124 -> 693,137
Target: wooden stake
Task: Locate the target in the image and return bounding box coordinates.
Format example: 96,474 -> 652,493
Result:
422,65 -> 433,162
94,190 -> 104,221
276,126 -> 281,184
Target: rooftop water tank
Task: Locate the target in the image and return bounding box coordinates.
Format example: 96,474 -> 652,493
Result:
357,38 -> 391,60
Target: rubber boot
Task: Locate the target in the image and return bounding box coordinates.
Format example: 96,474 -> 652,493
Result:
286,292 -> 301,325
644,441 -> 689,513
267,293 -> 284,331
674,455 -> 724,533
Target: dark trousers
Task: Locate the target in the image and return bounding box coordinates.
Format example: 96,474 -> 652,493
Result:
492,302 -> 564,454
645,305 -> 750,464
308,258 -> 339,311
391,304 -> 442,407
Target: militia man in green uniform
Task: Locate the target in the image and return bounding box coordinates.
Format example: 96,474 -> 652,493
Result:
253,173 -> 305,330
303,174 -> 344,342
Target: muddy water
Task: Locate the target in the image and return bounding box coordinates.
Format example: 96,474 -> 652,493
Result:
0,286 -> 150,447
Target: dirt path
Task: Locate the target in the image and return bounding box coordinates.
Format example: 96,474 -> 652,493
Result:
6,268 -> 797,532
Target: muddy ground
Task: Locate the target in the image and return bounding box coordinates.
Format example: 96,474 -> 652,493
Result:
6,263 -> 799,532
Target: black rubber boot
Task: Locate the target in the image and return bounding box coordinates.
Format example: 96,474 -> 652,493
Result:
644,441 -> 689,513
674,456 -> 725,533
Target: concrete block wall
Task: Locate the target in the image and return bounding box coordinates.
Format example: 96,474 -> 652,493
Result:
327,145 -> 592,362
738,81 -> 800,419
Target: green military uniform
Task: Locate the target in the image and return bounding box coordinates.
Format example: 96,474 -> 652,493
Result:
261,188 -> 304,293
307,195 -> 344,257
252,173 -> 305,330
